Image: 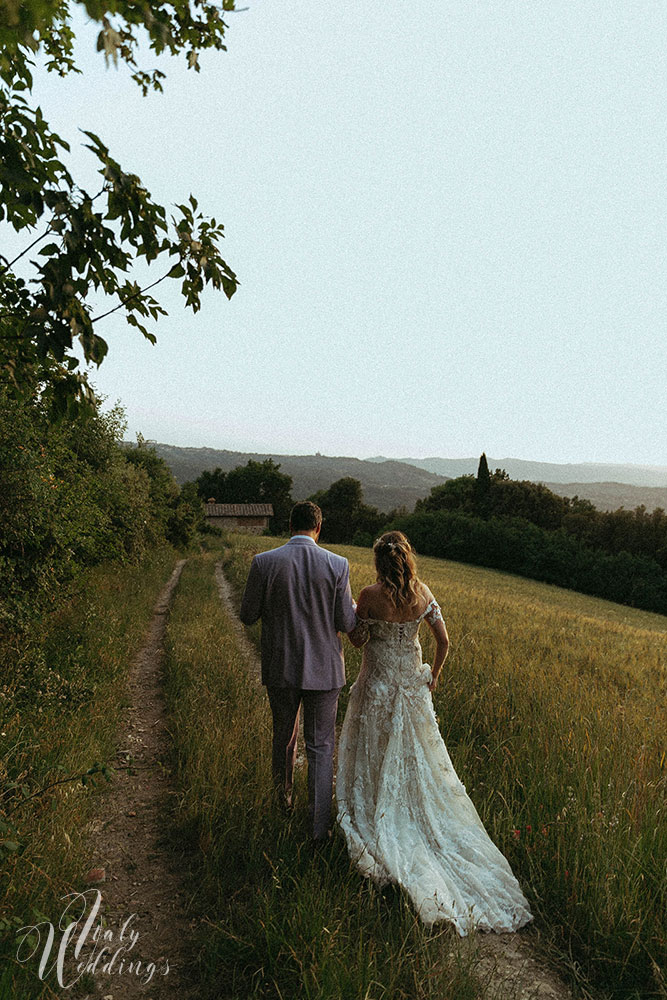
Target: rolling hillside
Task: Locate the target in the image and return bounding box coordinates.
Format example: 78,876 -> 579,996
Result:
151,443 -> 667,514
149,443 -> 449,512
543,480 -> 667,513
368,455 -> 667,512
368,454 -> 667,488
219,534 -> 666,999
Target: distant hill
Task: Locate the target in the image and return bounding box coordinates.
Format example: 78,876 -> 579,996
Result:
543,481 -> 667,514
144,443 -> 667,515
149,444 -> 449,513
368,455 -> 667,488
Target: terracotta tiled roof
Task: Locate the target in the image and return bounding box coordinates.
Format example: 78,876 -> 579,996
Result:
205,503 -> 274,517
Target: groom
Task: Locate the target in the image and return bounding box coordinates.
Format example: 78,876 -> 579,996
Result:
239,501 -> 358,841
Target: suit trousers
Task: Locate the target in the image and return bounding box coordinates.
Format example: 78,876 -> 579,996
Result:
266,686 -> 341,840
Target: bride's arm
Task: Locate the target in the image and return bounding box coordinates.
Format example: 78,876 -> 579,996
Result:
422,589 -> 449,691
347,587 -> 371,648
427,619 -> 449,691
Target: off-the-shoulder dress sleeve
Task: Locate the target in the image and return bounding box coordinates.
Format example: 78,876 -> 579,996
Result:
349,602 -> 370,643
421,598 -> 445,626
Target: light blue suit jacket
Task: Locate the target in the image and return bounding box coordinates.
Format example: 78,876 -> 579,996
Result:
239,535 -> 358,689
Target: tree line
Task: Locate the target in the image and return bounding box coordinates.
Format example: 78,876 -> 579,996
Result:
0,389 -> 203,624
195,453 -> 667,614
416,455 -> 667,570
1,1 -> 242,627
5,431 -> 664,626
194,463 -> 389,543
393,454 -> 667,614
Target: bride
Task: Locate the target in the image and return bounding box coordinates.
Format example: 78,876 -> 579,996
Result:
336,531 -> 533,935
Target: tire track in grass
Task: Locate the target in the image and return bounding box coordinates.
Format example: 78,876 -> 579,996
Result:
214,560 -> 261,680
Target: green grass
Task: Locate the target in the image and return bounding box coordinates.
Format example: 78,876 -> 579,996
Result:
163,543 -> 483,999
222,535 -> 666,1000
0,545 -> 179,999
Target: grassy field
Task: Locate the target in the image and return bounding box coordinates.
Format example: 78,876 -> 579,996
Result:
5,531 -> 662,999
219,534 -> 666,1000
163,543 -> 485,1000
0,546 -> 179,1000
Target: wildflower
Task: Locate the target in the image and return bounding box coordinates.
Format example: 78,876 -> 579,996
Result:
512,829 -> 520,839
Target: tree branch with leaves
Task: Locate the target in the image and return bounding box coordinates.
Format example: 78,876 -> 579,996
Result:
0,0 -> 239,417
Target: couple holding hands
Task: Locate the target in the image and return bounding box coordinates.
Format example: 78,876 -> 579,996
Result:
240,501 -> 532,936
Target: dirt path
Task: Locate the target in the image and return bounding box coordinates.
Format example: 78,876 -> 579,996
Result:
214,559 -> 574,1000
215,560 -> 260,679
72,558 -> 198,999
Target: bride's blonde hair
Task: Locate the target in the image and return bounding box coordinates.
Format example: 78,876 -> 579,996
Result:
373,531 -> 422,610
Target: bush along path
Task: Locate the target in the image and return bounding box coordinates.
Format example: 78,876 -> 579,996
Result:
63,558 -> 198,999
214,555 -> 574,1000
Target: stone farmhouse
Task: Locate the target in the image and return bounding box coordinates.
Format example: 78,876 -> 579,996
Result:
204,502 -> 273,535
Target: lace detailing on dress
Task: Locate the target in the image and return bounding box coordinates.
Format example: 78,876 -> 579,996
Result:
350,616 -> 370,645
336,608 -> 533,936
422,599 -> 444,625
359,597 -> 444,631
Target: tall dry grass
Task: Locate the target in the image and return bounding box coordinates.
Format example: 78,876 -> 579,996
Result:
163,544 -> 484,999
0,545 -> 178,999
223,535 -> 666,1000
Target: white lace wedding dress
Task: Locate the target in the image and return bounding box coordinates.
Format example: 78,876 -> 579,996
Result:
336,600 -> 533,935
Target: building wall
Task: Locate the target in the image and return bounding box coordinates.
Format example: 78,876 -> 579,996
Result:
206,516 -> 269,535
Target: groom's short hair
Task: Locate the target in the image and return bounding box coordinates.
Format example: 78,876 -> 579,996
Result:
290,501 -> 322,532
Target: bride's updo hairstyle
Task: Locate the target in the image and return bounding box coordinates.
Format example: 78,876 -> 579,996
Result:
373,531 -> 422,610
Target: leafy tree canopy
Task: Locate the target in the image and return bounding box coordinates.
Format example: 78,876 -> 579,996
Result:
0,388 -> 200,621
418,470 -> 568,529
416,475 -> 475,513
0,0 -> 238,417
415,468 -> 667,566
310,476 -> 386,545
195,458 -> 294,532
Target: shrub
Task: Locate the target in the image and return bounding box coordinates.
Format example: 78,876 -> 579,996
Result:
389,510 -> 667,614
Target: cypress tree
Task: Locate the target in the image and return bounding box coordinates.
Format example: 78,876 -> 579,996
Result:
475,452 -> 491,516
477,453 -> 491,486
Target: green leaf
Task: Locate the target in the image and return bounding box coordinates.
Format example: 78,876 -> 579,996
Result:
0,4 -> 238,412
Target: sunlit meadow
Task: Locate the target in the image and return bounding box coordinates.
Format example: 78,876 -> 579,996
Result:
163,544 -> 484,1000
222,534 -> 666,999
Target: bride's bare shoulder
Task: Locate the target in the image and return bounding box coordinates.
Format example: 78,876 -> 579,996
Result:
412,581 -> 435,616
356,584 -> 382,619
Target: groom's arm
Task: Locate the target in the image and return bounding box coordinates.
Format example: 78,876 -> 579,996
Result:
239,555 -> 264,626
333,559 -> 358,635
347,587 -> 370,647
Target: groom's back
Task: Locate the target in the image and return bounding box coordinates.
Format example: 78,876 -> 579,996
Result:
239,536 -> 356,690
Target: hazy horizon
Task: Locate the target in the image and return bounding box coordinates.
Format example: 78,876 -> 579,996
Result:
148,437 -> 667,475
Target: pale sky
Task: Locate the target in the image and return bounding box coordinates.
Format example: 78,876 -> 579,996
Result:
9,1 -> 667,464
